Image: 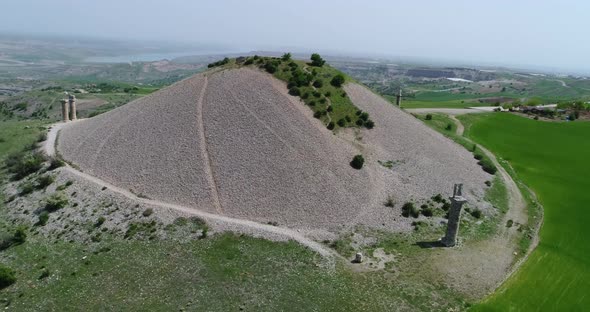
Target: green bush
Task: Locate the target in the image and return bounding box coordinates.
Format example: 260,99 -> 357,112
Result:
288,87 -> 301,96
281,53 -> 291,61
364,119 -> 375,129
441,201 -> 451,211
35,174 -> 54,190
337,118 -> 346,127
327,122 -> 335,130
44,192 -> 68,212
308,101 -> 316,107
264,62 -> 278,74
6,150 -> 46,180
0,265 -> 16,289
310,53 -> 325,67
330,74 -> 345,87
326,105 -> 333,112
471,209 -> 483,219
48,158 -> 64,170
355,119 -> 364,126
313,91 -> 322,98
350,154 -> 365,169
37,211 -> 49,226
359,112 -> 369,121
95,216 -> 106,227
445,123 -> 453,131
425,114 -> 432,120
474,154 -> 483,160
478,159 -> 498,174
313,80 -> 324,88
13,227 -> 26,245
142,208 -> 154,217
207,57 -> 230,68
244,58 -> 254,65
432,194 -> 443,203
301,92 -> 310,99
18,181 -> 35,196
422,207 -> 434,217
324,91 -> 331,97
313,111 -> 322,119
401,202 -> 419,218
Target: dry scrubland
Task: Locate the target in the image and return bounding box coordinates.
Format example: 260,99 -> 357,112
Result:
58,68 -> 491,234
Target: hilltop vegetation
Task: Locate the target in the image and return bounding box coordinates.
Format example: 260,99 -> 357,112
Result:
209,53 -> 375,131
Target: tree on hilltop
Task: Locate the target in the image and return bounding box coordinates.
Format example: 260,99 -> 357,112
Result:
282,53 -> 292,61
330,74 -> 345,87
310,53 -> 325,67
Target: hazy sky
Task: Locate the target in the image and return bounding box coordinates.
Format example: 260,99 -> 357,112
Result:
2,0 -> 589,72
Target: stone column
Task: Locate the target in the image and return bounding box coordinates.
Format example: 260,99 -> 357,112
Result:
442,184 -> 467,247
68,94 -> 77,120
61,99 -> 70,122
396,89 -> 402,107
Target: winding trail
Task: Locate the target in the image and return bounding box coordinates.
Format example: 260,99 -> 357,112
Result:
45,122 -> 336,262
195,76 -> 224,215
433,114 -> 537,298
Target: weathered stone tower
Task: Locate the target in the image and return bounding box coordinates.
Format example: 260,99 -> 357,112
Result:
442,184 -> 467,247
61,99 -> 70,122
395,89 -> 402,107
68,94 -> 77,120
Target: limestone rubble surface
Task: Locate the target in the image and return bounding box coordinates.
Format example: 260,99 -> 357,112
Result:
58,67 -> 491,232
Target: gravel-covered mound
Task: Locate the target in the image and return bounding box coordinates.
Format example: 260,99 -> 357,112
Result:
343,83 -> 491,209
58,68 -> 491,232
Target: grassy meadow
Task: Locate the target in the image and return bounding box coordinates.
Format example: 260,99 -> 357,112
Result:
457,113 -> 590,311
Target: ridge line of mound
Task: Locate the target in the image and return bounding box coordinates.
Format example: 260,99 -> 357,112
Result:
196,75 -> 224,214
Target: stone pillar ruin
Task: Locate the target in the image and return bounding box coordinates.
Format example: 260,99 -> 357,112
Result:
68,94 -> 77,120
442,184 -> 467,247
396,89 -> 402,107
61,99 -> 70,122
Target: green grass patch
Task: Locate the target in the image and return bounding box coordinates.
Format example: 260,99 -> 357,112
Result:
457,113 -> 590,311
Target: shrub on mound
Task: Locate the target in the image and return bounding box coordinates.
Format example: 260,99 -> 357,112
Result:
350,154 -> 364,169
264,62 -> 278,74
422,207 -> 434,217
330,74 -> 345,87
313,80 -> 324,88
37,211 -> 49,226
470,208 -> 483,219
478,159 -> 497,174
6,150 -> 46,180
425,114 -> 433,120
0,265 -> 16,289
364,119 -> 375,129
288,87 -> 301,96
44,192 -> 68,212
401,202 -> 419,218
310,53 -> 325,67
327,122 -> 335,130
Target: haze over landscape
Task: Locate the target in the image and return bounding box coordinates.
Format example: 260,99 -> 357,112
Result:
1,1 -> 589,311
2,0 -> 590,73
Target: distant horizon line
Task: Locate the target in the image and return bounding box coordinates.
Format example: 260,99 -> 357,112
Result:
1,31 -> 588,77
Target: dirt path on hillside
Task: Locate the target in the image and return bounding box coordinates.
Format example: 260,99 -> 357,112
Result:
427,115 -> 529,299
449,115 -> 465,136
45,122 -> 336,262
195,76 -> 224,215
